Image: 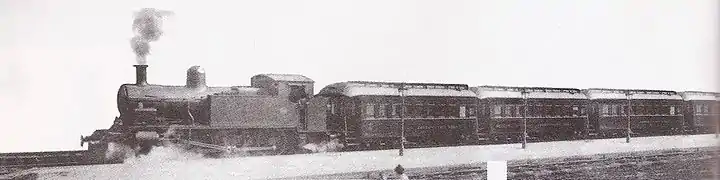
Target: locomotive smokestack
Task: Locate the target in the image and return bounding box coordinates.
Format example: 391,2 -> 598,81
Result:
134,65 -> 149,86
186,66 -> 207,89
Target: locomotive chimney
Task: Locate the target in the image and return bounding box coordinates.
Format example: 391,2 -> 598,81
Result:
186,66 -> 207,89
134,65 -> 149,86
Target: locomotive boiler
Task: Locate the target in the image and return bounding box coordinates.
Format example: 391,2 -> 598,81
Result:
81,64 -> 316,162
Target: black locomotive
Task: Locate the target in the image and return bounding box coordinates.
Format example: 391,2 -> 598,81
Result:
80,64 -> 719,163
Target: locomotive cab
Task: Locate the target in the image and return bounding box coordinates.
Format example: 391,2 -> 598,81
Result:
251,74 -> 315,103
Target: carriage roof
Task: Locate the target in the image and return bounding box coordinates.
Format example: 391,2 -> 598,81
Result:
679,91 -> 720,101
471,86 -> 587,99
584,88 -> 683,100
317,81 -> 476,97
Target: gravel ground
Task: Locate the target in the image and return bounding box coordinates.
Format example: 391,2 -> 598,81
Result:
3,135 -> 717,180
410,148 -> 719,180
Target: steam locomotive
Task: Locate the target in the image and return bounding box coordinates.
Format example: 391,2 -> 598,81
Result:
80,64 -> 719,163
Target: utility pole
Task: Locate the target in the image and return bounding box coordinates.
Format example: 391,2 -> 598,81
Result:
522,90 -> 528,149
399,83 -> 407,156
714,100 -> 720,180
714,101 -> 719,138
626,92 -> 632,143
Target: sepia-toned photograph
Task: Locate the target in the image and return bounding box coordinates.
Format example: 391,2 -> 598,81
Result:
0,0 -> 718,179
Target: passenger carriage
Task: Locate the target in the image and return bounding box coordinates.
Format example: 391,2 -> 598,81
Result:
313,81 -> 478,150
680,91 -> 720,134
584,89 -> 684,138
472,86 -> 588,143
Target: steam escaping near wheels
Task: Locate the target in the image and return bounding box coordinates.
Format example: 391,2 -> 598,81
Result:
302,138 -> 345,153
105,142 -> 134,162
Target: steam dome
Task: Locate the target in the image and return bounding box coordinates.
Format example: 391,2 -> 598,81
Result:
186,66 -> 207,89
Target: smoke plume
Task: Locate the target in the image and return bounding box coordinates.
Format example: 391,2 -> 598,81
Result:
131,8 -> 173,65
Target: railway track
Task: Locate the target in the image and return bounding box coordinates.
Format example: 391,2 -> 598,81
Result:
0,150 -> 102,175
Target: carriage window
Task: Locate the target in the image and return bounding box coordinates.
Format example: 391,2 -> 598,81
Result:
422,104 -> 429,118
432,104 -> 443,117
499,105 -> 506,117
704,105 -> 710,114
503,105 -> 511,117
532,105 -> 539,117
406,105 -> 414,117
659,105 -> 666,115
661,105 -> 667,115
609,105 -> 617,116
640,105 -> 647,115
548,105 -> 555,117
601,105 -> 609,115
572,106 -> 579,117
507,105 -> 517,117
390,104 -> 397,117
537,105 -> 544,117
450,105 -> 459,117
580,106 -> 586,115
468,105 -> 476,117
557,105 -> 564,117
406,105 -> 413,117
412,105 -> 421,117
459,106 -> 466,118
648,105 -> 655,115
378,104 -> 386,118
365,104 -> 375,118
494,105 -> 501,116
670,106 -> 675,115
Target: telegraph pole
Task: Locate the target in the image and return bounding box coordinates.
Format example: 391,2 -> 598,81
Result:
626,92 -> 631,143
715,101 -> 719,138
399,83 -> 407,156
522,90 -> 528,149
712,108 -> 720,139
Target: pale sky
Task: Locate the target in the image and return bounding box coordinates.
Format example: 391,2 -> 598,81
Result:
0,0 -> 717,152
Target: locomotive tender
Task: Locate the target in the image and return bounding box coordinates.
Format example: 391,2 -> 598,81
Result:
81,64 -> 720,163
